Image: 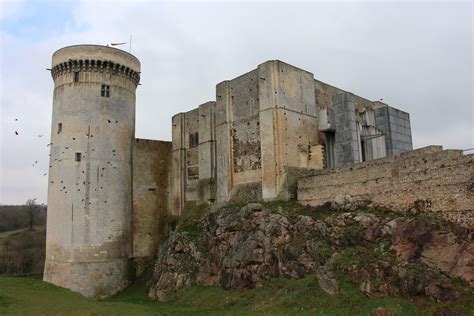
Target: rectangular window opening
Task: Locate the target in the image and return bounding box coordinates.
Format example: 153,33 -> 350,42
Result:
75,152 -> 81,162
74,71 -> 79,83
101,84 -> 110,97
148,188 -> 157,192
57,123 -> 62,134
189,132 -> 199,148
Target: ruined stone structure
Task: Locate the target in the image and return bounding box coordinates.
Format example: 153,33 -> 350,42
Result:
171,60 -> 413,209
44,45 -> 415,298
298,145 -> 474,227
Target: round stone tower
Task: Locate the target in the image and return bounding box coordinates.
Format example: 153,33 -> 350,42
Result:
43,45 -> 140,299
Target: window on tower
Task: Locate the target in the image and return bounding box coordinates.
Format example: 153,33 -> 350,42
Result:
74,71 -> 79,83
189,132 -> 199,148
57,123 -> 62,134
101,84 -> 110,97
75,152 -> 82,162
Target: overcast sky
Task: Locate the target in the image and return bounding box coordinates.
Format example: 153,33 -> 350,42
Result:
0,0 -> 472,205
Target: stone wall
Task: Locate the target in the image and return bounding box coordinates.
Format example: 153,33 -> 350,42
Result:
44,45 -> 140,299
132,139 -> 171,258
258,61 -> 322,200
298,146 -> 474,227
170,102 -> 217,213
333,93 -> 361,166
171,59 -> 414,212
374,104 -> 413,155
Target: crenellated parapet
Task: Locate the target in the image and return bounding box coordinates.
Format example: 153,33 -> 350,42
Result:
51,59 -> 140,86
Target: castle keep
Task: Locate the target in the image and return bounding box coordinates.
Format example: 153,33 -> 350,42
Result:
171,61 -> 413,210
44,45 -> 414,298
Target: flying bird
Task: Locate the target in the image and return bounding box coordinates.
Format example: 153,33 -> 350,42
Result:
111,42 -> 126,46
15,131 -> 18,135
38,135 -> 43,137
379,98 -> 383,101
14,118 -> 18,121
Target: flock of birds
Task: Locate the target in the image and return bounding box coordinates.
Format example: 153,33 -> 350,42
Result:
13,118 -> 49,177
13,116 -> 121,203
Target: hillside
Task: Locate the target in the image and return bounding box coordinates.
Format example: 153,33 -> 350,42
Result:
0,201 -> 472,315
0,225 -> 46,275
0,205 -> 47,275
0,205 -> 46,233
149,201 -> 473,315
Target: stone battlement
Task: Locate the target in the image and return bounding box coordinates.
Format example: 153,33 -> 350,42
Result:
51,59 -> 140,86
51,44 -> 141,86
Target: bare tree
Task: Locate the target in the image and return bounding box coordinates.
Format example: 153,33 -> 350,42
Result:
25,198 -> 38,231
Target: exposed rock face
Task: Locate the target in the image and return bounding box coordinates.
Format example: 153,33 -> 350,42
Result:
149,203 -> 473,304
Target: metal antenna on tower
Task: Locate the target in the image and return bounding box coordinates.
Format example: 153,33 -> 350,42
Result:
129,35 -> 132,53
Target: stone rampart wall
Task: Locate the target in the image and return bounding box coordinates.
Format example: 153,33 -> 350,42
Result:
132,139 -> 171,258
298,146 -> 473,226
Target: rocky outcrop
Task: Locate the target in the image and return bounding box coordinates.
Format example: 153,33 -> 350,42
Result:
149,203 -> 473,304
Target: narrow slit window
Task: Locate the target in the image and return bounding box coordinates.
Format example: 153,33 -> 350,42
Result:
148,188 -> 157,192
73,71 -> 79,83
75,152 -> 81,162
101,84 -> 110,97
57,123 -> 62,134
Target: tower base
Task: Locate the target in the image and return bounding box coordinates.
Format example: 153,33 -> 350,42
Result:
43,259 -> 131,299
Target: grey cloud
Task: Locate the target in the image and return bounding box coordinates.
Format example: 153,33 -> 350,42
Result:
1,1 -> 472,204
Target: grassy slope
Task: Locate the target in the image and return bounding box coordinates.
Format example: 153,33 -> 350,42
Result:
0,225 -> 46,251
1,202 -> 471,315
0,274 -> 427,316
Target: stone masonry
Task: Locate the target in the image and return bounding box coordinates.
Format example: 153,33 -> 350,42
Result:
298,146 -> 474,227
45,44 -> 421,299
171,60 -> 413,210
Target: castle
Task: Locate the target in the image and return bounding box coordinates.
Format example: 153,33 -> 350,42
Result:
43,45 -> 413,298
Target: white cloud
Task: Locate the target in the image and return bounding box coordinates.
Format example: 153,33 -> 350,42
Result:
0,0 -> 27,22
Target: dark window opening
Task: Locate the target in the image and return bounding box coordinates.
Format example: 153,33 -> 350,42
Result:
75,152 -> 81,162
101,84 -> 110,97
57,123 -> 62,134
148,188 -> 157,192
74,71 -> 79,82
361,139 -> 366,162
189,132 -> 199,148
325,131 -> 336,169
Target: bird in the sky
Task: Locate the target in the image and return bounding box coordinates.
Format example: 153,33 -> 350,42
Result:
38,135 -> 43,137
14,118 -> 18,121
379,98 -> 383,101
15,131 -> 18,135
43,173 -> 47,176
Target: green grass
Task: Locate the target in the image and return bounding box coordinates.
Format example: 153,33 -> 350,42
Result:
0,274 -> 445,316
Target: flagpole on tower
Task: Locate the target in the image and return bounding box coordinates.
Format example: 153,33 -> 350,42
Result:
130,35 -> 132,53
